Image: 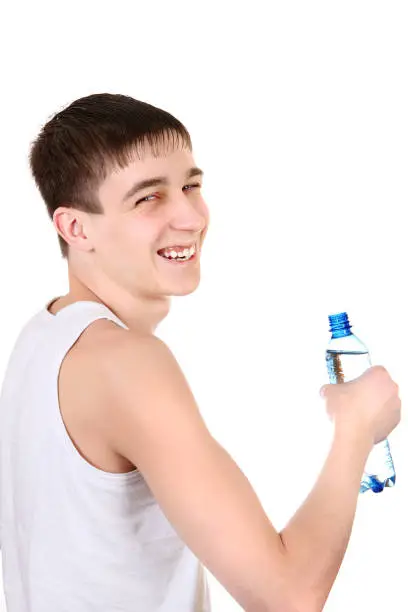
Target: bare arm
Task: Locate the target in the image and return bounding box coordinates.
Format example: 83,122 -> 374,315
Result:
279,426 -> 372,610
98,334 -> 398,612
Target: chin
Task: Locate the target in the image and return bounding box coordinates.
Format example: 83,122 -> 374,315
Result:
171,288 -> 198,297
168,278 -> 201,297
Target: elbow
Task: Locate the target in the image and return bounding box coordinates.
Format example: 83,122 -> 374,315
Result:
290,591 -> 325,612
245,591 -> 323,612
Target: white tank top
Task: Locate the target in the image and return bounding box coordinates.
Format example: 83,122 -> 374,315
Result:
0,299 -> 211,612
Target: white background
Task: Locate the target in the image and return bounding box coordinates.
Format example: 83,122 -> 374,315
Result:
1,1 -> 407,610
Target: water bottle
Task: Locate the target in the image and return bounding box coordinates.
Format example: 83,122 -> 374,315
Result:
325,312 -> 396,493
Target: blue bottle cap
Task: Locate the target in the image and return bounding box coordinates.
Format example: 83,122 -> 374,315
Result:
328,312 -> 352,334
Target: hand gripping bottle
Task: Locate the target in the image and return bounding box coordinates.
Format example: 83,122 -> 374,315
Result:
325,312 -> 396,493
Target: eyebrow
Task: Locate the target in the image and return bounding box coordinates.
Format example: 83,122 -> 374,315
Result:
121,167 -> 204,203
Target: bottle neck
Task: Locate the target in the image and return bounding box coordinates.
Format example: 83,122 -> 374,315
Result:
331,328 -> 353,339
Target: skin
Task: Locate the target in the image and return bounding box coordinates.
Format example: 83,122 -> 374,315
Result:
48,139 -> 401,612
52,143 -> 209,334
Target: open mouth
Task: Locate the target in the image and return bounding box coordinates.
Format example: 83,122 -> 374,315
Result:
157,244 -> 197,263
158,252 -> 196,263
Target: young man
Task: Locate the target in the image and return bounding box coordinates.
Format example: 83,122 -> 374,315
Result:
0,93 -> 401,612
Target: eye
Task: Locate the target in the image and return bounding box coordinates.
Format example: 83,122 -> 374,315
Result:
135,193 -> 158,205
135,184 -> 202,206
183,182 -> 202,191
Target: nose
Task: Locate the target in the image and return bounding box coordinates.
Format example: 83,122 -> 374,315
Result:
168,193 -> 207,233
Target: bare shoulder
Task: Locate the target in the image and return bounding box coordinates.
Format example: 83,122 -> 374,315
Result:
100,323 -> 169,361
97,325 -> 199,417
68,318 -> 160,370
63,320 -> 176,413
64,319 -> 180,405
90,322 -> 211,462
71,319 -> 193,414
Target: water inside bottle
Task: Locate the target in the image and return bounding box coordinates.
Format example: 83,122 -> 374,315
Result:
325,350 -> 396,493
326,350 -> 370,385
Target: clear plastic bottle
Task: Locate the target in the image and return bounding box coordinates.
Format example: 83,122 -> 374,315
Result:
325,312 -> 396,493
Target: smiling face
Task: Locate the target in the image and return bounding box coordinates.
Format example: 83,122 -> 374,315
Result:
82,144 -> 210,300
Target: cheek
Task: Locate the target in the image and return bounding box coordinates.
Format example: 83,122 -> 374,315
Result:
121,217 -> 160,254
93,219 -> 136,264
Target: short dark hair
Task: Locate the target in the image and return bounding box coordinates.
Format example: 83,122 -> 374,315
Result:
29,93 -> 193,258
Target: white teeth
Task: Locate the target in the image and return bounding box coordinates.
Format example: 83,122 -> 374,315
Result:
160,244 -> 196,260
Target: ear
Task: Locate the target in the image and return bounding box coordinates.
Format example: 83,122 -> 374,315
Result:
53,207 -> 94,253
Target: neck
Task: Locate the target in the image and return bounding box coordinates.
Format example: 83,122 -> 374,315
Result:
62,267 -> 171,336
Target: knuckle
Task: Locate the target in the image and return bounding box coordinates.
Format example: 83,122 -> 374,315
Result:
374,365 -> 387,374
